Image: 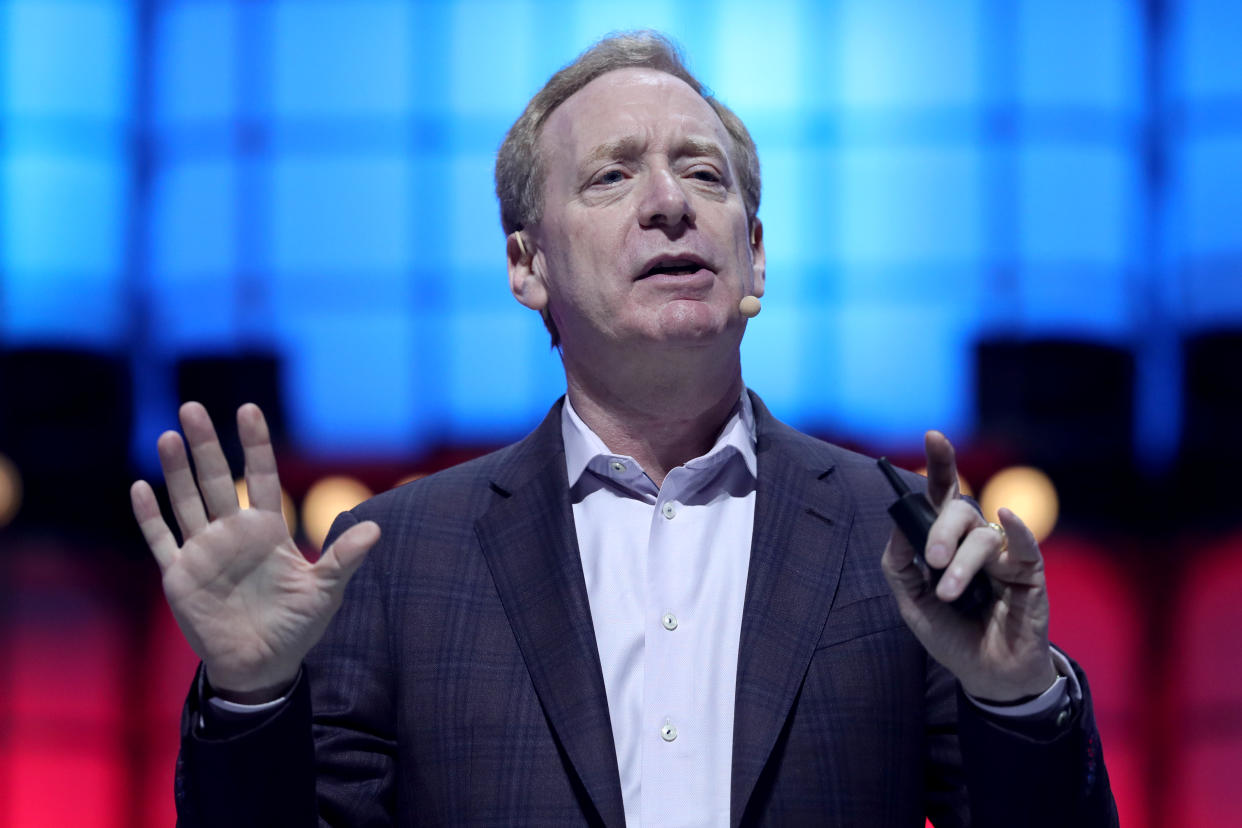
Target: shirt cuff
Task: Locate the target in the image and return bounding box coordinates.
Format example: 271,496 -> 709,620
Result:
966,647 -> 1080,719
198,668 -> 298,731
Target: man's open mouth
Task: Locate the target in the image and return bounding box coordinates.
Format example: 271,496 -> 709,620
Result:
639,256 -> 712,278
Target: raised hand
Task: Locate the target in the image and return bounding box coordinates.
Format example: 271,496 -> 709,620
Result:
880,431 -> 1057,702
130,402 -> 380,703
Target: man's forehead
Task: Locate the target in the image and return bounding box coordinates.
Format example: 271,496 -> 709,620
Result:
542,68 -> 729,156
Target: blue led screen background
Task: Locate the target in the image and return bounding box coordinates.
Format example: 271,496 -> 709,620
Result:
4,0 -> 1240,471
3,3 -> 1242,827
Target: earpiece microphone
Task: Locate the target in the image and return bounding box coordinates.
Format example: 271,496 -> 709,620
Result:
739,295 -> 761,318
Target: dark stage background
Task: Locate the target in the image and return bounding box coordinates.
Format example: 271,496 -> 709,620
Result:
1,1 -> 1240,826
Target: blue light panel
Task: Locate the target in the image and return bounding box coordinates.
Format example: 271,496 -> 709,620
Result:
4,269 -> 127,346
6,0 -> 131,120
839,147 -> 983,266
153,1 -> 237,126
277,309 -> 424,454
448,152 -> 509,281
2,0 -> 131,348
271,1 -> 412,119
1181,136 -> 1242,258
1017,0 -> 1140,111
1018,147 -> 1137,266
833,302 -> 973,442
446,1 -> 544,117
839,0 -> 983,108
1176,0 -> 1242,100
5,153 -> 125,273
149,160 -> 238,278
269,155 -> 412,272
4,0 -> 1240,467
712,1 -> 807,113
442,309 -> 565,441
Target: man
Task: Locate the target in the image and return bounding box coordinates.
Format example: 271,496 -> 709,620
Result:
131,31 -> 1117,826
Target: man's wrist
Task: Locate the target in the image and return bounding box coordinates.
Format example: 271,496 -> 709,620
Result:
204,669 -> 299,706
964,647 -> 1081,723
960,652 -> 1058,704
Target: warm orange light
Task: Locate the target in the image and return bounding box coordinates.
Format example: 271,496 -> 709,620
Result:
393,472 -> 425,489
913,466 -> 974,498
234,478 -> 297,535
978,466 -> 1059,543
302,476 -> 374,549
0,452 -> 22,528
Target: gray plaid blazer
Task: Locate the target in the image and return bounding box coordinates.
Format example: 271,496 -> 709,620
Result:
177,393 -> 1116,827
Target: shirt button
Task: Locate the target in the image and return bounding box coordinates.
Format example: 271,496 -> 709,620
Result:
1056,708 -> 1070,728
610,460 -> 626,473
660,722 -> 678,742
661,502 -> 676,519
662,613 -> 678,631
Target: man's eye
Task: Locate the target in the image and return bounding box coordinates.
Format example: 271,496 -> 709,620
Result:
691,169 -> 722,183
595,170 -> 625,185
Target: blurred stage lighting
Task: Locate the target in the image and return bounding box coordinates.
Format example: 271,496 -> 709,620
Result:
979,466 -> 1059,543
302,476 -> 374,550
0,452 -> 22,527
233,479 -> 297,536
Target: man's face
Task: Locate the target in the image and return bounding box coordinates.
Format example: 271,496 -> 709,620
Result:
519,68 -> 765,356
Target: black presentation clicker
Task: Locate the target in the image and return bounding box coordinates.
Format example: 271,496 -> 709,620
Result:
877,457 -> 993,617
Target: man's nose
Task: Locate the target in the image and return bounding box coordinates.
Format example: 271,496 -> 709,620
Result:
638,168 -> 695,229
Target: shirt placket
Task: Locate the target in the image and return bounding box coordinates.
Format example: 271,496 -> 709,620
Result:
640,467 -> 705,825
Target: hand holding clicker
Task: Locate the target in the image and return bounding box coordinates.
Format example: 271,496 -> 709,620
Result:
881,431 -> 1057,702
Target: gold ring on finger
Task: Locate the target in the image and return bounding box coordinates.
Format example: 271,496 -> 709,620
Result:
986,521 -> 1008,552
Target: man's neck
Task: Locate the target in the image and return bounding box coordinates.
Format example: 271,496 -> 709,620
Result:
563,347 -> 745,488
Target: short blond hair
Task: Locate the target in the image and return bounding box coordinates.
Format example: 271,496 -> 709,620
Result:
494,31 -> 762,345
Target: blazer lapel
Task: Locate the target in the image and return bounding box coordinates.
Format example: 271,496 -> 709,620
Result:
731,394 -> 857,825
474,401 -> 626,827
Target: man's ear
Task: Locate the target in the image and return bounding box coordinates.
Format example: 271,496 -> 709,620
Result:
749,218 -> 766,298
507,231 -> 548,311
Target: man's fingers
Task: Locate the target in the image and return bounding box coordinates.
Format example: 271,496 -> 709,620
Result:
996,507 -> 1042,564
315,521 -> 381,591
157,430 -> 208,538
881,532 -> 944,643
180,401 -> 241,521
238,403 -> 283,514
935,524 -> 1002,601
923,430 -> 959,510
924,499 -> 979,569
881,529 -> 923,595
130,480 -> 179,571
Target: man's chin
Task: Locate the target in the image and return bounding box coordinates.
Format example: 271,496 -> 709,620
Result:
651,300 -> 737,342
644,322 -> 745,353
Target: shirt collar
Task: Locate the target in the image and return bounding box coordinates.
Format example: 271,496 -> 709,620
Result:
561,389 -> 757,489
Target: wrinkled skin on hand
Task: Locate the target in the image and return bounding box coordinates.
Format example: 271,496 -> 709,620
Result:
130,402 -> 380,703
881,431 -> 1057,702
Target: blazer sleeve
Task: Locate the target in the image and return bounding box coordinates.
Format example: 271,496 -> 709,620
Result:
174,510 -> 398,827
957,657 -> 1119,828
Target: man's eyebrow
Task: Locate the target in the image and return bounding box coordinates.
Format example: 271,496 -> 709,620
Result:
582,137 -> 644,167
677,136 -> 729,163
579,136 -> 729,168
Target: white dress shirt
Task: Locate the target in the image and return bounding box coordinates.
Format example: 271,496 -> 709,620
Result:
563,393 -> 758,828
